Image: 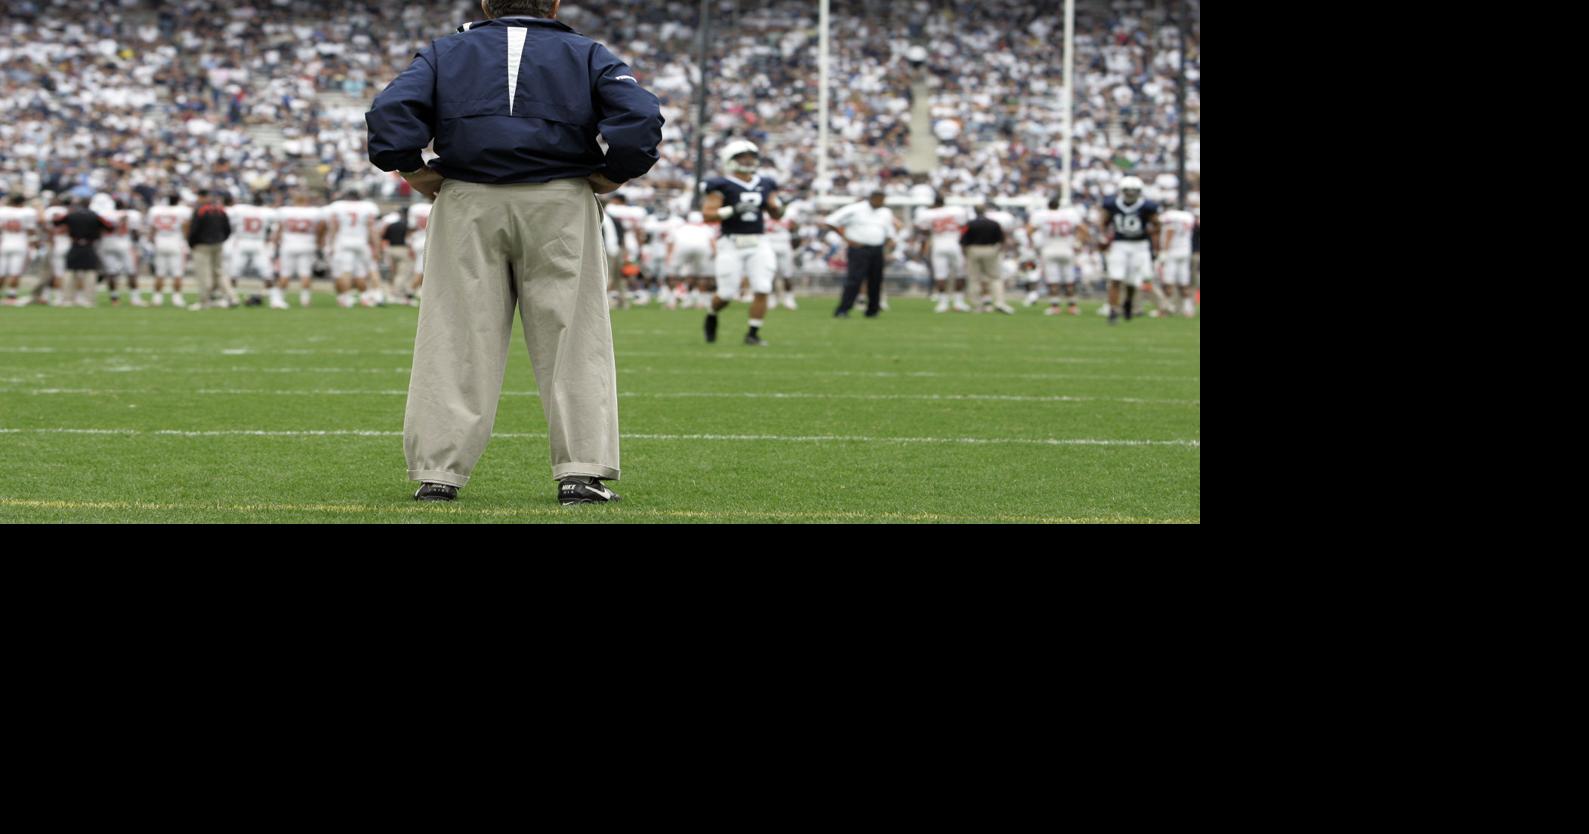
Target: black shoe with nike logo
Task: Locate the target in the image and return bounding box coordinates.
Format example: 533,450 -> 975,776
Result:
414,482 -> 459,501
559,477 -> 621,506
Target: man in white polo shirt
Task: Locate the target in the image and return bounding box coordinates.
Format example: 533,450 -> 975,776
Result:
823,191 -> 899,318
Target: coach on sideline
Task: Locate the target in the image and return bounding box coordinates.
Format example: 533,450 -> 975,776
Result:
366,0 -> 663,506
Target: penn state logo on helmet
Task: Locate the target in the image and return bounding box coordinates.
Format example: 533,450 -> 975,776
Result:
720,140 -> 759,177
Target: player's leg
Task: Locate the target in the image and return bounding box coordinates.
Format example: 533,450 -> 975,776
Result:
745,244 -> 774,344
706,245 -> 742,342
1042,254 -> 1064,316
835,246 -> 865,317
932,249 -> 952,312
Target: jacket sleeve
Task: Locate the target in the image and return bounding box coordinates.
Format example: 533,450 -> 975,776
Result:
366,47 -> 438,173
590,43 -> 663,183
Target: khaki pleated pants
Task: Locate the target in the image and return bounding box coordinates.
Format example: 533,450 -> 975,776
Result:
966,245 -> 1005,307
404,178 -> 619,487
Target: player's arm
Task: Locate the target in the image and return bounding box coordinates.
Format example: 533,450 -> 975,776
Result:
1094,207 -> 1111,249
702,190 -> 736,224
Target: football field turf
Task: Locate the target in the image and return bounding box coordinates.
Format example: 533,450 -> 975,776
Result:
0,294 -> 1200,523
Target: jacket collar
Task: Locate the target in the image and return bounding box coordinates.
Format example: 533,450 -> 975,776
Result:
456,17 -> 577,34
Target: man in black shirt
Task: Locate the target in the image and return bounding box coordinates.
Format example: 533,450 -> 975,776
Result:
378,212 -> 412,304
960,205 -> 1013,314
186,190 -> 234,309
54,198 -> 113,307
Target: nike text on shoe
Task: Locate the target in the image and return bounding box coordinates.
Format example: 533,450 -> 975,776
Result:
560,477 -> 621,506
414,482 -> 459,501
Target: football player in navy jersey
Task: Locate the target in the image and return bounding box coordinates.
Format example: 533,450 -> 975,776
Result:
700,140 -> 783,346
1097,175 -> 1162,324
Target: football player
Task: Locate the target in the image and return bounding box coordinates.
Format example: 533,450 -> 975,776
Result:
226,197 -> 278,306
273,191 -> 326,308
324,189 -> 381,307
404,197 -> 431,304
766,189 -> 803,311
666,210 -> 716,310
0,195 -> 40,305
145,195 -> 192,307
1028,196 -> 1088,316
915,194 -> 972,313
98,199 -> 144,306
1157,203 -> 1197,317
39,195 -> 72,306
1097,175 -> 1161,324
701,140 -> 783,346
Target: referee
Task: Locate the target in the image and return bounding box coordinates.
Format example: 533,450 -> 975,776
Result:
367,0 -> 663,506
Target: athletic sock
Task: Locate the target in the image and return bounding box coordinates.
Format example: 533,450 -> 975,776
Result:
748,320 -> 762,337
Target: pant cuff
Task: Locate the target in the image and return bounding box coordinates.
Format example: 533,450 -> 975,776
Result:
553,462 -> 620,481
409,469 -> 469,488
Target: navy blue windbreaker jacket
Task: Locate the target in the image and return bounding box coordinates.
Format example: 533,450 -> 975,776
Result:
366,17 -> 663,185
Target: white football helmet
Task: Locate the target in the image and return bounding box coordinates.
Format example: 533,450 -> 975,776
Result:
1118,176 -> 1144,203
721,140 -> 759,177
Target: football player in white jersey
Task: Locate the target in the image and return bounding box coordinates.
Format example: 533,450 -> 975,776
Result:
324,190 -> 381,307
273,191 -> 326,308
0,195 -> 41,305
765,191 -> 802,310
98,200 -> 145,306
603,194 -> 648,309
915,194 -> 972,313
39,196 -> 72,305
226,199 -> 277,303
145,195 -> 192,307
1028,196 -> 1089,316
405,198 -> 431,304
1157,205 -> 1197,317
666,211 -> 716,310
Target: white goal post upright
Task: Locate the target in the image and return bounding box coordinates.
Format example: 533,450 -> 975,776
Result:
818,0 -> 830,200
1062,0 -> 1075,206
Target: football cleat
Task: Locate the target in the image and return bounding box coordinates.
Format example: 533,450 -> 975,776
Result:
414,482 -> 458,501
1044,305 -> 1063,316
934,298 -> 950,313
994,304 -> 1016,315
744,334 -> 768,346
560,477 -> 620,506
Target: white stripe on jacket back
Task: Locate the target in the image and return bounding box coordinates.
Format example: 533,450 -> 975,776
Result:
507,27 -> 527,115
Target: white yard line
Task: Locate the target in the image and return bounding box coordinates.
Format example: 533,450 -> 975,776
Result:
0,427 -> 1199,447
0,497 -> 1196,524
0,386 -> 1197,406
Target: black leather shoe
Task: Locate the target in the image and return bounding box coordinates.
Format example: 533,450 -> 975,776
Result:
414,482 -> 459,501
560,477 -> 621,506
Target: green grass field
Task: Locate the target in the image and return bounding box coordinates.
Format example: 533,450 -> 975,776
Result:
0,292 -> 1199,523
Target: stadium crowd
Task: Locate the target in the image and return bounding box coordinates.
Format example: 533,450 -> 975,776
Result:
0,0 -> 1198,304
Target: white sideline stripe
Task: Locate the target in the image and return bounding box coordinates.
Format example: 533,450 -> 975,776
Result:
11,366 -> 1201,383
0,498 -> 1198,524
0,427 -> 1199,447
0,346 -> 1196,366
0,387 -> 1197,406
